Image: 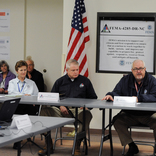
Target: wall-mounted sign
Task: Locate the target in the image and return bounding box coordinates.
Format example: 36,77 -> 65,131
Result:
96,13 -> 156,74
0,9 -> 10,32
0,36 -> 10,60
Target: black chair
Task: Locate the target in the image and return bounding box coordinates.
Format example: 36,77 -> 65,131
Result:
122,124 -> 156,156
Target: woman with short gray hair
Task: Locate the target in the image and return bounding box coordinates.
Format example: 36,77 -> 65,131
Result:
0,60 -> 16,94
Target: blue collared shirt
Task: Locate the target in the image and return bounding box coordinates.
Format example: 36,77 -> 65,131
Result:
8,77 -> 39,95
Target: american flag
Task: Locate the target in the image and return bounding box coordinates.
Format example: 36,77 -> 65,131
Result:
64,0 -> 90,77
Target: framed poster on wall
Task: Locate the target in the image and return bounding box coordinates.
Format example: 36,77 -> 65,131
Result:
96,13 -> 156,74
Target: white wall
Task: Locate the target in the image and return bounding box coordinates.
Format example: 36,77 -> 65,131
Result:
26,0 -> 63,91
63,0 -> 156,129
0,0 -> 63,91
0,0 -> 25,74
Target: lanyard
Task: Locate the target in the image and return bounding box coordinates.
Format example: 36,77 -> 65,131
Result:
135,82 -> 142,97
2,79 -> 5,88
18,82 -> 25,93
2,79 -> 5,86
0,79 -> 5,89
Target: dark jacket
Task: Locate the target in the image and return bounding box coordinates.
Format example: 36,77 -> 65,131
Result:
26,69 -> 44,92
106,72 -> 156,115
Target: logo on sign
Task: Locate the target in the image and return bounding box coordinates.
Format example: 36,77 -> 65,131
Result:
119,60 -> 125,66
101,24 -> 110,33
147,25 -> 152,30
145,25 -> 154,34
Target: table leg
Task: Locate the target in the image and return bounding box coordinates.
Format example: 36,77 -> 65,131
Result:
99,109 -> 113,156
46,131 -> 52,156
109,109 -> 113,156
83,106 -> 88,155
17,141 -> 21,156
99,109 -> 105,156
72,107 -> 78,156
72,130 -> 77,156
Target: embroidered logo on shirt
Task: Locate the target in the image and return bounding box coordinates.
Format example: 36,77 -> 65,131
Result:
79,83 -> 84,88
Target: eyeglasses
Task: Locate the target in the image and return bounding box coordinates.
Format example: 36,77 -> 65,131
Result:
132,67 -> 145,72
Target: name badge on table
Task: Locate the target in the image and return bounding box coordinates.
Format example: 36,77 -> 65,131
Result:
113,96 -> 137,106
38,92 -> 60,102
10,114 -> 32,129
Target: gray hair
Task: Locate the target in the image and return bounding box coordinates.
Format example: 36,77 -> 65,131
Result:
0,60 -> 9,71
25,56 -> 34,65
131,59 -> 145,69
66,59 -> 79,69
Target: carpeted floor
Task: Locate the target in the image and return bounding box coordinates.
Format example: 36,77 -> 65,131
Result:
0,129 -> 155,156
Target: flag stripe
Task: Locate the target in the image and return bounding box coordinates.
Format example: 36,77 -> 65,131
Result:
68,29 -> 78,50
83,17 -> 87,23
84,26 -> 88,33
66,31 -> 82,60
74,42 -> 84,61
68,27 -> 75,46
71,32 -> 84,59
79,54 -> 87,73
84,35 -> 90,42
80,58 -> 88,77
78,48 -> 86,73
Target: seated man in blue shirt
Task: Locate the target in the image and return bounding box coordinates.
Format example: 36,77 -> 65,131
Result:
102,59 -> 156,156
39,59 -> 97,156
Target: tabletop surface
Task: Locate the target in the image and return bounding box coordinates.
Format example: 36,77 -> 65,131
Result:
0,116 -> 74,147
1,95 -> 156,111
0,95 -> 91,107
85,99 -> 156,111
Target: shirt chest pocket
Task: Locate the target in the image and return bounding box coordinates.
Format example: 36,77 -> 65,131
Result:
75,86 -> 86,96
59,85 -> 70,95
